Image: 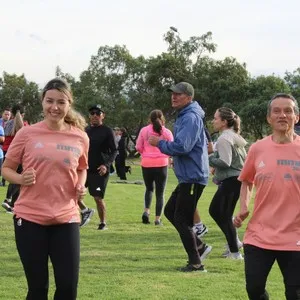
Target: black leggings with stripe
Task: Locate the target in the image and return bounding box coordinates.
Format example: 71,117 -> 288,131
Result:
14,217 -> 80,300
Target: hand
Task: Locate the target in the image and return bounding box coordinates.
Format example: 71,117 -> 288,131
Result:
76,184 -> 87,201
233,210 -> 250,228
148,136 -> 160,146
21,167 -> 36,186
97,165 -> 107,176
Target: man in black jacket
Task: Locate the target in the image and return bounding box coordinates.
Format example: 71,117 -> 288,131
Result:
85,105 -> 117,230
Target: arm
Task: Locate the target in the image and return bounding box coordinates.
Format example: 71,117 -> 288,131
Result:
234,180 -> 253,228
98,129 -> 118,176
157,114 -> 202,156
2,158 -> 36,185
209,137 -> 232,168
76,169 -> 87,202
135,129 -> 144,153
207,142 -> 214,154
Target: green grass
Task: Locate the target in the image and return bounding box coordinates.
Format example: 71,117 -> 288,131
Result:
0,164 -> 284,299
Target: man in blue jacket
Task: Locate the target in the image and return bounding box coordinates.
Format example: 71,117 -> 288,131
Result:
149,82 -> 210,272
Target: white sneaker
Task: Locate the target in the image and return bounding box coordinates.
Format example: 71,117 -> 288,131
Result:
222,239 -> 243,257
193,224 -> 208,239
226,252 -> 244,260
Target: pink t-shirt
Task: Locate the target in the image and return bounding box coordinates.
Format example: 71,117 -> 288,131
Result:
239,135 -> 300,251
136,124 -> 174,167
6,121 -> 89,225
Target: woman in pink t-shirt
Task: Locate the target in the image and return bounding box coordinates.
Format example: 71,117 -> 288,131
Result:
2,78 -> 89,300
136,110 -> 173,225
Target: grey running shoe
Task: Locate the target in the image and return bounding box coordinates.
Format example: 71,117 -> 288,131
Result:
2,200 -> 13,214
154,219 -> 163,226
80,208 -> 95,227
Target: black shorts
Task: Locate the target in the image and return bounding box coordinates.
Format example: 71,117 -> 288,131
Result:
86,172 -> 109,198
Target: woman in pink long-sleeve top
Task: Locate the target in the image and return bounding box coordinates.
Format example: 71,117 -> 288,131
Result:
136,110 -> 174,225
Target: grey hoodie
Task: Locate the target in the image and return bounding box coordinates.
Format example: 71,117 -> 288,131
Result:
209,129 -> 247,182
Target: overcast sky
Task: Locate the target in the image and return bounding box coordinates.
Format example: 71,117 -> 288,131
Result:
0,0 -> 299,86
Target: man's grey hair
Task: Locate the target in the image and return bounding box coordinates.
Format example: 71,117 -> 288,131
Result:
267,93 -> 299,116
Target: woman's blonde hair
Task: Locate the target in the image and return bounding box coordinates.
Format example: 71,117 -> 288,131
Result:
42,78 -> 86,131
217,107 -> 241,134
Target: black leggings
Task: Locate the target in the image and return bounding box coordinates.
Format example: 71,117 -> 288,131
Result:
142,166 -> 168,216
6,164 -> 23,206
244,244 -> 300,300
14,217 -> 80,300
209,176 -> 241,253
164,183 -> 205,265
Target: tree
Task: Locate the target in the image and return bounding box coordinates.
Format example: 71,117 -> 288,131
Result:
284,67 -> 300,100
239,75 -> 290,139
0,72 -> 40,123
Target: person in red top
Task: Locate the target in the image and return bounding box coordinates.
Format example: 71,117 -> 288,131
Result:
1,104 -> 27,212
2,78 -> 89,300
234,93 -> 300,300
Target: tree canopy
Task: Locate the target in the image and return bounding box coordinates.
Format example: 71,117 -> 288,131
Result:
1,27 -> 299,145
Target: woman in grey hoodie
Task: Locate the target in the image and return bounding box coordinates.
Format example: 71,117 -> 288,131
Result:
209,107 -> 247,259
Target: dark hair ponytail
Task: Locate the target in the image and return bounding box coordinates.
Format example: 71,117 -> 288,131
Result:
149,110 -> 165,135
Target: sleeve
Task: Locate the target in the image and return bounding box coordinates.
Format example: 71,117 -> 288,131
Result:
238,144 -> 256,183
135,128 -> 145,154
158,114 -> 202,156
5,127 -> 28,164
78,133 -> 89,170
105,128 -> 118,166
209,137 -> 232,168
0,126 -> 4,136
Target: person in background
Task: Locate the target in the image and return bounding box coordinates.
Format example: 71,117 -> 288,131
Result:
0,108 -> 11,186
209,107 -> 247,260
115,127 -> 128,180
1,105 -> 27,212
234,93 -> 300,300
2,78 -> 89,299
84,104 -> 117,230
0,124 -> 4,186
136,109 -> 173,225
0,108 -> 11,128
149,82 -> 211,272
110,127 -> 121,174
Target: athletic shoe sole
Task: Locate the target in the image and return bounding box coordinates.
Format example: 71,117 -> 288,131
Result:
200,245 -> 212,261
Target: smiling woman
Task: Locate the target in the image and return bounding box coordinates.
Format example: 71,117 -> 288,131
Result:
1,78 -> 89,300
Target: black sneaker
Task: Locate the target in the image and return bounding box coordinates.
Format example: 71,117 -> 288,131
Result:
98,223 -> 108,230
80,208 -> 95,227
198,243 -> 212,261
142,212 -> 150,224
2,200 -> 13,214
180,264 -> 207,273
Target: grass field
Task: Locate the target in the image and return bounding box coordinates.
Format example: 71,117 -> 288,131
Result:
0,163 -> 284,299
